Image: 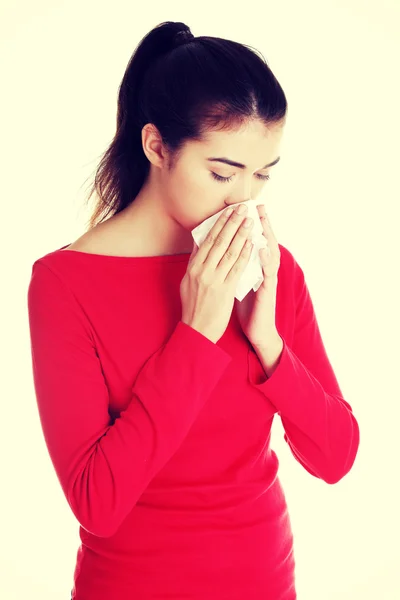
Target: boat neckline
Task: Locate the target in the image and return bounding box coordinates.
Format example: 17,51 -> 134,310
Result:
56,244 -> 192,262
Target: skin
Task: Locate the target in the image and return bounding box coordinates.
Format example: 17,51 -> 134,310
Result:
64,118 -> 286,369
96,118 -> 285,256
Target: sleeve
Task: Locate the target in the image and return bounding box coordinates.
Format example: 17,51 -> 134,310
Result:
248,254 -> 360,485
27,261 -> 232,538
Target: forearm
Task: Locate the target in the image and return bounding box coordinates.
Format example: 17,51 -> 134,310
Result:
253,333 -> 284,378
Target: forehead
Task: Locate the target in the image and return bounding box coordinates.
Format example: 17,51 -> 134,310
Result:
201,120 -> 283,150
188,120 -> 284,168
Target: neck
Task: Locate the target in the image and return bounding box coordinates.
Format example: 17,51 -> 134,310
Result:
116,188 -> 194,256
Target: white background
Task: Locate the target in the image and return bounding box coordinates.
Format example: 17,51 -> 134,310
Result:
1,1 -> 399,598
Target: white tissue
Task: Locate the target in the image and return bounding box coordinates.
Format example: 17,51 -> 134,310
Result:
191,199 -> 269,302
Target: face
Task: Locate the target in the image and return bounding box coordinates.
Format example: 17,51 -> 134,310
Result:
137,118 -> 285,253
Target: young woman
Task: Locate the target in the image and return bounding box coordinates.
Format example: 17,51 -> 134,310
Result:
27,20 -> 360,600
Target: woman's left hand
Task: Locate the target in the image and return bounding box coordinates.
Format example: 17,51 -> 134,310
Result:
235,204 -> 281,348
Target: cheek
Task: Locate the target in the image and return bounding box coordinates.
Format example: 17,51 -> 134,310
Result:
170,170 -> 223,227
166,177 -> 201,227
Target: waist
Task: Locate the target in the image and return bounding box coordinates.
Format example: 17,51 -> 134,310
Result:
73,475 -> 295,599
79,470 -> 289,555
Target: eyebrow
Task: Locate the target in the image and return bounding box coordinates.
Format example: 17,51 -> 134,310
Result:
207,156 -> 281,169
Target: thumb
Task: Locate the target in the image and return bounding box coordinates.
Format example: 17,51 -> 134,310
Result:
189,242 -> 198,261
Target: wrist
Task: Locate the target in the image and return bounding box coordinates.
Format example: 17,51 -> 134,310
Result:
252,330 -> 282,352
252,333 -> 284,378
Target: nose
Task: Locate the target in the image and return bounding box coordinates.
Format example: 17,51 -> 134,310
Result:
224,200 -> 250,208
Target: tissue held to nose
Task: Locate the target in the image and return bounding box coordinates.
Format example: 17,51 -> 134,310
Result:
191,199 -> 268,302
181,202 -> 256,343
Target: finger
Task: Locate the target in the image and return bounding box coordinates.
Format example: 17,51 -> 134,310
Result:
256,203 -> 267,219
260,214 -> 277,247
194,207 -> 236,264
188,242 -> 198,265
204,207 -> 248,268
209,212 -> 251,270
259,246 -> 271,261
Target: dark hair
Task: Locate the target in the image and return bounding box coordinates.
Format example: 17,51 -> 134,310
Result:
82,21 -> 288,231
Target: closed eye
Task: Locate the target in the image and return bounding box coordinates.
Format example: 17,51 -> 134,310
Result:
211,172 -> 270,183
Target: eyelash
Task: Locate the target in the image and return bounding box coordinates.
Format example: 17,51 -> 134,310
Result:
211,172 -> 270,184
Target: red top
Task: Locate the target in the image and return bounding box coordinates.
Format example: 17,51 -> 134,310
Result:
27,242 -> 359,600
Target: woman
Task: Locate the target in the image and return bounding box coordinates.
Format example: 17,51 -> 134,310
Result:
27,21 -> 360,600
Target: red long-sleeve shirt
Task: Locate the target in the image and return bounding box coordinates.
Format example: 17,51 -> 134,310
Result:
27,242 -> 359,600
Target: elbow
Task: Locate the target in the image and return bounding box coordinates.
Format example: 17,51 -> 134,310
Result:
324,421 -> 360,485
68,498 -> 123,538
67,475 -> 133,538
80,521 -> 120,538
323,457 -> 357,485
324,470 -> 344,485
74,511 -> 122,538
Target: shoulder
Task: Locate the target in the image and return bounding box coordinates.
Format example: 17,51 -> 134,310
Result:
276,242 -> 308,308
28,230 -> 100,302
29,221 -> 109,270
278,242 -> 304,278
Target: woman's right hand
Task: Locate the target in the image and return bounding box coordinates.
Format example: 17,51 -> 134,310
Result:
180,204 -> 254,344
